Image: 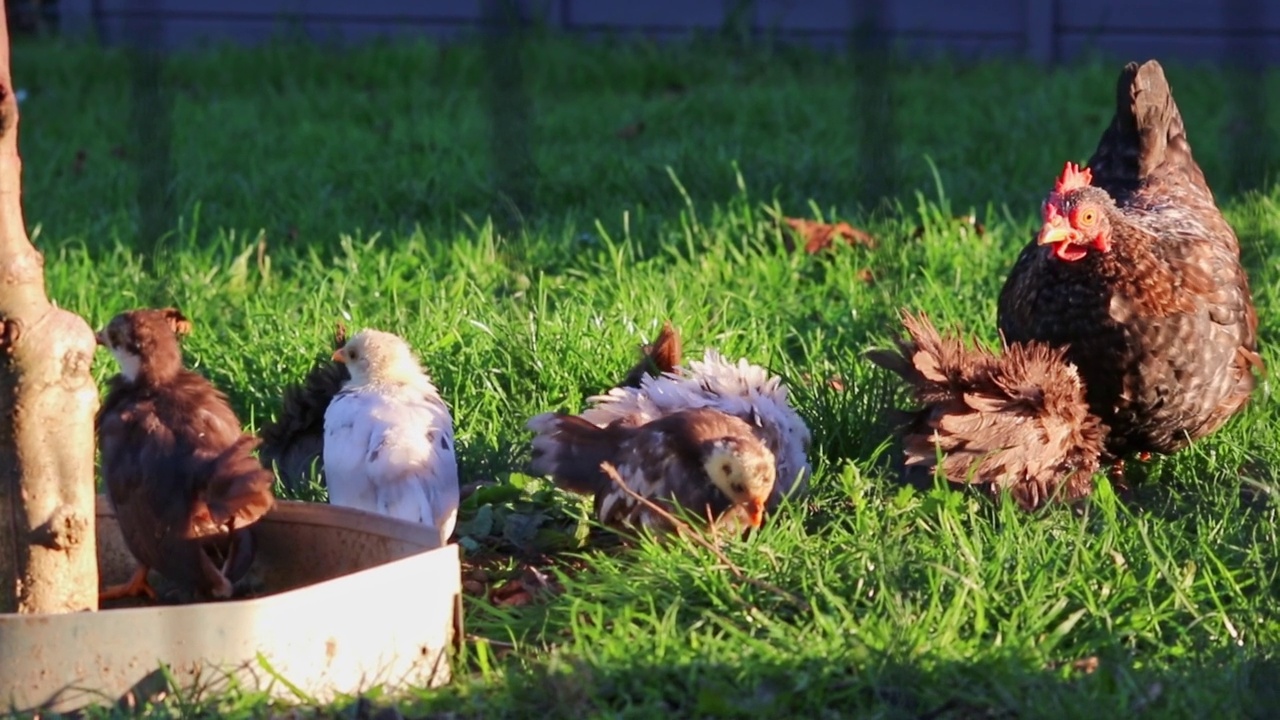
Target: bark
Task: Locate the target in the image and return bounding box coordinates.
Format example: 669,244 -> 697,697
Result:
0,2 -> 100,613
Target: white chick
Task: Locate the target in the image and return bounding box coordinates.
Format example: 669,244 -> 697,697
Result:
323,329 -> 459,544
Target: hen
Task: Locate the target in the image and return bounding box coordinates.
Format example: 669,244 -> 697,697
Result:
323,329 -> 460,545
96,308 -> 276,602
257,322 -> 350,492
549,322 -> 810,509
528,407 -> 776,534
869,312 -> 1106,510
999,59 -> 1262,459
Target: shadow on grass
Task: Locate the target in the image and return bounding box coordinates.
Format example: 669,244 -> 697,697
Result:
416,648 -> 1280,718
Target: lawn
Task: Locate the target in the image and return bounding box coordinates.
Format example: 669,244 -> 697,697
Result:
15,31 -> 1280,718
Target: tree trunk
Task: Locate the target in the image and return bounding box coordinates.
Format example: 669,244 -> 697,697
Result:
0,1 -> 100,613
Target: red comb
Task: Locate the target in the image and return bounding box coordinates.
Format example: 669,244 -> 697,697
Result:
1054,162 -> 1093,193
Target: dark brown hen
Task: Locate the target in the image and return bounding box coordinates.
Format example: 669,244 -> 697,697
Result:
870,312 -> 1106,510
96,308 -> 276,602
256,322 -> 350,492
998,60 -> 1262,459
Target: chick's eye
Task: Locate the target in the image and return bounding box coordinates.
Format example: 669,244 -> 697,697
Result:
348,351 -> 358,360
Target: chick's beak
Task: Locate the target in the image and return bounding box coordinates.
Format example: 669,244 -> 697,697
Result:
744,499 -> 765,529
331,348 -> 346,363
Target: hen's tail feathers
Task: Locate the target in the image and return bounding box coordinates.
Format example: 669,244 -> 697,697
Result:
257,323 -> 352,489
618,321 -> 683,389
869,311 -> 1108,511
527,412 -> 630,496
1087,59 -> 1203,197
188,435 -> 278,539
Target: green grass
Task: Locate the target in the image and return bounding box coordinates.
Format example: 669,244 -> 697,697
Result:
17,31 -> 1280,718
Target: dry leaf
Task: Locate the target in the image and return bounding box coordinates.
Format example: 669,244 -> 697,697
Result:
856,268 -> 876,285
783,217 -> 877,254
489,578 -> 524,601
616,121 -> 646,140
1071,656 -> 1100,673
495,589 -> 533,607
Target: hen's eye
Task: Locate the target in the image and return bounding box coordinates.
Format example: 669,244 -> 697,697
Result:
1078,208 -> 1097,225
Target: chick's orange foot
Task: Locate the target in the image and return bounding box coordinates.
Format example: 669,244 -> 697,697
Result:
99,565 -> 157,602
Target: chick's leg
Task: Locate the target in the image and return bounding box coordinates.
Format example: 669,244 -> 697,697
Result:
100,565 -> 157,602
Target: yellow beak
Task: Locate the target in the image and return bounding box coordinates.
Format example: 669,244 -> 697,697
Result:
745,499 -> 765,529
1036,222 -> 1076,247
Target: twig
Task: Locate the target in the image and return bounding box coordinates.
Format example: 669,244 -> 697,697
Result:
465,634 -> 517,649
600,461 -> 811,613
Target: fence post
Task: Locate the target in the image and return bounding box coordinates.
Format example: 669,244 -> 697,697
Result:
482,0 -> 535,239
122,0 -> 174,272
1025,0 -> 1054,65
851,0 -> 896,208
1224,0 -> 1266,195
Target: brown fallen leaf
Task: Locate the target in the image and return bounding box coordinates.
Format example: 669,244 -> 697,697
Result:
616,120 -> 646,140
495,589 -> 533,607
1072,656 -> 1100,674
462,580 -> 486,596
855,268 -> 875,285
782,217 -> 877,254
489,578 -> 524,602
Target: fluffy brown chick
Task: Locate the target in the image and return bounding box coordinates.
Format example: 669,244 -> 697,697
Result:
868,311 -> 1106,511
96,308 -> 276,602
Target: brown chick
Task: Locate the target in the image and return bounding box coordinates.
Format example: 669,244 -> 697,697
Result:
868,311 -> 1106,511
527,406 -> 776,533
257,322 -> 351,492
96,308 -> 276,602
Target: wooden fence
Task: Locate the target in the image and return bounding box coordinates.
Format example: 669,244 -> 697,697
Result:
50,0 -> 1280,65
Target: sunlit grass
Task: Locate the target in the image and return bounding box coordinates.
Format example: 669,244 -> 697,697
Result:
18,32 -> 1280,718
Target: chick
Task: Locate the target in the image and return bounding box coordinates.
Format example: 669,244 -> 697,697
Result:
527,406 -> 776,533
568,322 -> 811,508
257,322 -> 350,492
616,320 -> 683,389
868,310 -> 1106,510
95,308 -> 276,602
323,329 -> 460,544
